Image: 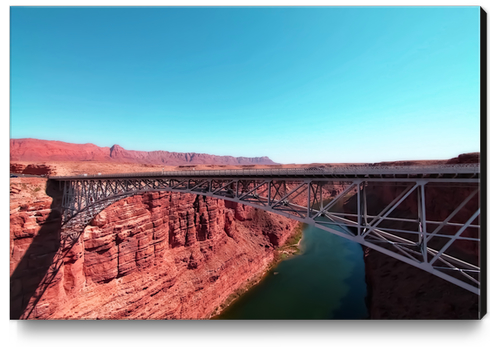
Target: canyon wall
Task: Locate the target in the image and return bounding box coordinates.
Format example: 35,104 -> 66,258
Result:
363,247 -> 479,319
10,183 -> 297,319
10,138 -> 276,165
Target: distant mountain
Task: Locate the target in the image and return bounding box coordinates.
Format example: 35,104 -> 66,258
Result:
10,138 -> 277,165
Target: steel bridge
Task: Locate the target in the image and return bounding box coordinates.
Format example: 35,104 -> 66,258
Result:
49,164 -> 482,295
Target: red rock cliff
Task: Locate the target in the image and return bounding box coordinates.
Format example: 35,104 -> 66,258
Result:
10,188 -> 296,319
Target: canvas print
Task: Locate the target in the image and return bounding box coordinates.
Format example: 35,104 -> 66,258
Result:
10,6 -> 484,320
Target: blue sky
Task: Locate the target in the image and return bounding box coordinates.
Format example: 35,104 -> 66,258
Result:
10,7 -> 480,164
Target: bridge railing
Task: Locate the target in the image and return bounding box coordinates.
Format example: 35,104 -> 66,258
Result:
50,163 -> 480,180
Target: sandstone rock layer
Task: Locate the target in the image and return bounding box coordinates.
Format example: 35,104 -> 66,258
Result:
10,190 -> 296,319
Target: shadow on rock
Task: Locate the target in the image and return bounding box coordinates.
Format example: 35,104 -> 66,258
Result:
10,179 -> 63,319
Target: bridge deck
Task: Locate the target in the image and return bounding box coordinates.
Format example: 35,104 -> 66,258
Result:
49,164 -> 480,181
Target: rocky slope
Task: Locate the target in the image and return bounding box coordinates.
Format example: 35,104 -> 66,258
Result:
10,138 -> 276,165
10,180 -> 297,319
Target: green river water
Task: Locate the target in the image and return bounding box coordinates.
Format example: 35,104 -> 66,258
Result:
217,223 -> 369,319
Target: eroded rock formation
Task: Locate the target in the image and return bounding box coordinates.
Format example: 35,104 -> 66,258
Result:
10,189 -> 296,319
10,163 -> 56,176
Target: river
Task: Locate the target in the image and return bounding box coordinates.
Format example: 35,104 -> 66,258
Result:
217,223 -> 369,319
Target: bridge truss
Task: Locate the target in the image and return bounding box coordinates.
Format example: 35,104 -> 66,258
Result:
51,165 -> 481,295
